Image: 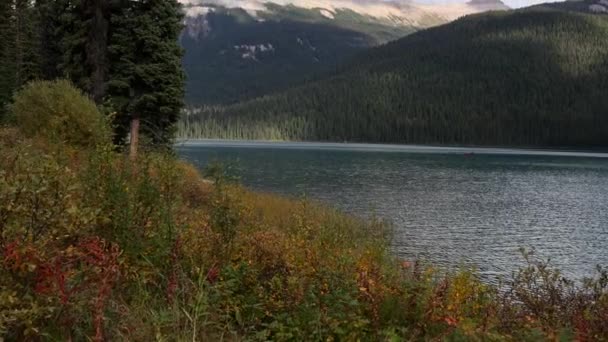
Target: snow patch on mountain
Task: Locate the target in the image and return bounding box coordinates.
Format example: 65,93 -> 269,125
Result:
180,0 -> 508,25
185,4 -> 214,16
319,8 -> 335,19
183,7 -> 213,38
234,43 -> 275,61
181,0 -> 264,17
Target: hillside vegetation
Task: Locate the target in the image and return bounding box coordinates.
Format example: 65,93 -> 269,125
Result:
181,5 -> 419,105
179,6 -> 608,147
3,80 -> 608,341
180,0 -> 509,105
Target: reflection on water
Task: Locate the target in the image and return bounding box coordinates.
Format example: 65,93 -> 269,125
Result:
176,141 -> 608,281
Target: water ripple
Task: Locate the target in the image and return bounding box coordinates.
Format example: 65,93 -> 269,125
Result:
177,142 -> 608,281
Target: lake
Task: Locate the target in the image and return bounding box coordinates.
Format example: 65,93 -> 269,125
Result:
176,141 -> 608,281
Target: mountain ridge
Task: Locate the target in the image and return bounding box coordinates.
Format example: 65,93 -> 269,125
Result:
178,2 -> 608,147
179,0 -> 508,105
181,0 -> 510,32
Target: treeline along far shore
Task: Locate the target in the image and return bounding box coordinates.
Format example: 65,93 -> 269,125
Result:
178,6 -> 608,148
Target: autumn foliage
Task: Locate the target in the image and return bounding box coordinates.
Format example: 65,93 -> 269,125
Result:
1,82 -> 608,340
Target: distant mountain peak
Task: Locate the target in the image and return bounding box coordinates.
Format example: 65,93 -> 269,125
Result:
467,0 -> 510,10
180,0 -> 510,25
179,0 -> 510,105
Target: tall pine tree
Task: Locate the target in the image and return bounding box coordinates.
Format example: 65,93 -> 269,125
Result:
107,0 -> 185,153
0,1 -> 16,115
34,0 -> 63,80
15,0 -> 39,86
58,0 -> 110,103
2,0 -> 185,146
0,0 -> 40,117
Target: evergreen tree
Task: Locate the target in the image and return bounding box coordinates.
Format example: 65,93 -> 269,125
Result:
54,0 -> 184,149
34,0 -> 63,80
0,0 -> 39,117
107,0 -> 185,152
58,0 -> 110,103
17,0 -> 39,83
84,0 -> 110,103
0,1 -> 16,115
2,0 -> 186,146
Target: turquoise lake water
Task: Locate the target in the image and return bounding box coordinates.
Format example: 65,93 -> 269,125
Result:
177,141 -> 608,281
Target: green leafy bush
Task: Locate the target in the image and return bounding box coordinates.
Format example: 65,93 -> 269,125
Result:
11,80 -> 111,147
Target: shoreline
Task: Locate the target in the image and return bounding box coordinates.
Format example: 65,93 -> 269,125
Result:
175,139 -> 608,158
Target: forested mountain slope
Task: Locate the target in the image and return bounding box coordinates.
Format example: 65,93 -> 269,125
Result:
180,0 -> 507,105
179,2 -> 608,147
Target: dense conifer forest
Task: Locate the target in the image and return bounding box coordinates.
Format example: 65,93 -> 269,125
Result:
180,0 -> 495,106
179,6 -> 608,147
0,0 -> 184,145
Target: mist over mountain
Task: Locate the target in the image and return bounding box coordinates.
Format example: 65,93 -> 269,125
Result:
179,0 -> 508,105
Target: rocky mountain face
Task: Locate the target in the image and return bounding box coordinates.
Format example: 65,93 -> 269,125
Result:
180,0 -> 509,105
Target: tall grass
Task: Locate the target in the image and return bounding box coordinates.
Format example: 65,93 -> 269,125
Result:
2,126 -> 608,340
1,81 -> 608,340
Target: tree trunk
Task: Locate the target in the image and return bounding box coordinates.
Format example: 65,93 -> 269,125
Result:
85,0 -> 109,103
0,0 -> 17,109
15,0 -> 23,86
129,116 -> 140,160
35,0 -> 61,80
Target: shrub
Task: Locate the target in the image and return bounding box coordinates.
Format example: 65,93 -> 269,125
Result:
11,80 -> 111,147
1,126 -> 608,340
